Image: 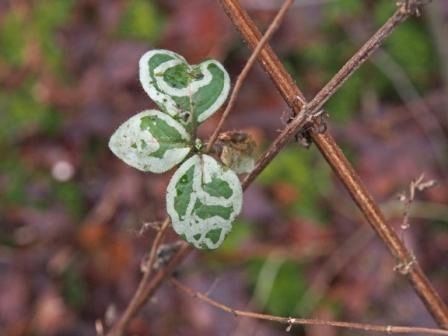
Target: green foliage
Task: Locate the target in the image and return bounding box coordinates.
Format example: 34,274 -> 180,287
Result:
0,1 -> 69,151
258,147 -> 331,223
0,155 -> 29,207
384,23 -> 434,87
53,181 -> 85,219
325,0 -> 363,21
297,0 -> 437,123
299,25 -> 363,122
266,262 -> 307,317
373,1 -> 398,24
0,11 -> 26,66
0,153 -> 83,219
33,0 -> 74,71
0,81 -> 59,143
248,259 -> 307,317
219,219 -> 253,251
325,70 -> 363,122
61,265 -> 87,309
33,0 -> 74,30
118,0 -> 165,43
375,0 -> 434,86
0,0 -> 74,71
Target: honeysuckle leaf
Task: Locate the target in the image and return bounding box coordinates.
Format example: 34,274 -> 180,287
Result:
139,49 -> 230,127
108,110 -> 191,173
166,154 -> 243,249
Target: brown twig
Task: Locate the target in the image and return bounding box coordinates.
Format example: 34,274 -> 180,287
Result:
106,4 -> 294,335
305,6 -> 409,114
206,0 -> 293,152
107,218 -> 171,336
122,242 -> 191,314
107,0 -> 448,333
342,17 -> 447,172
171,277 -> 448,335
219,0 -> 448,328
313,132 -> 447,322
241,3 -> 414,187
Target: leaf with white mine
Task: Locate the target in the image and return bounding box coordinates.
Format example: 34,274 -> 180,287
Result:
166,154 -> 243,249
108,110 -> 191,173
139,49 -> 230,127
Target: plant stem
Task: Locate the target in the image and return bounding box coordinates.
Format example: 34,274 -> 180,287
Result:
206,0 -> 293,152
171,277 -> 448,335
107,0 -> 448,334
220,0 -> 448,328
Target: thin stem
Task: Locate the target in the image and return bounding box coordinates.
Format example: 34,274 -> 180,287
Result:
312,132 -> 448,325
107,0 -> 448,333
305,7 -> 409,114
171,277 -> 448,335
206,0 -> 293,152
106,4 -> 294,335
242,3 -> 412,188
220,0 -> 448,328
107,218 -> 171,336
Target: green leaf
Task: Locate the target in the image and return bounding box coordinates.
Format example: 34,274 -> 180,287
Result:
0,80 -> 61,143
166,154 -> 243,249
108,110 -> 191,173
258,147 -> 331,223
0,11 -> 26,66
117,0 -> 164,43
139,49 -> 230,126
248,259 -> 307,317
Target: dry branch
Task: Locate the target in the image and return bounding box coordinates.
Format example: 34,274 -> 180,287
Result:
107,0 -> 448,334
219,0 -> 448,328
106,2 -> 293,335
171,277 -> 448,335
107,218 -> 172,335
206,0 -> 293,152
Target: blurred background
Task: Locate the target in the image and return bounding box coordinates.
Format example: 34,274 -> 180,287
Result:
1,0 -> 447,335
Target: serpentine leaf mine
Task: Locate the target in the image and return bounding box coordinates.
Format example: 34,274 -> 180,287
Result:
139,49 -> 230,127
108,110 -> 191,173
166,154 -> 243,249
109,50 -> 243,250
